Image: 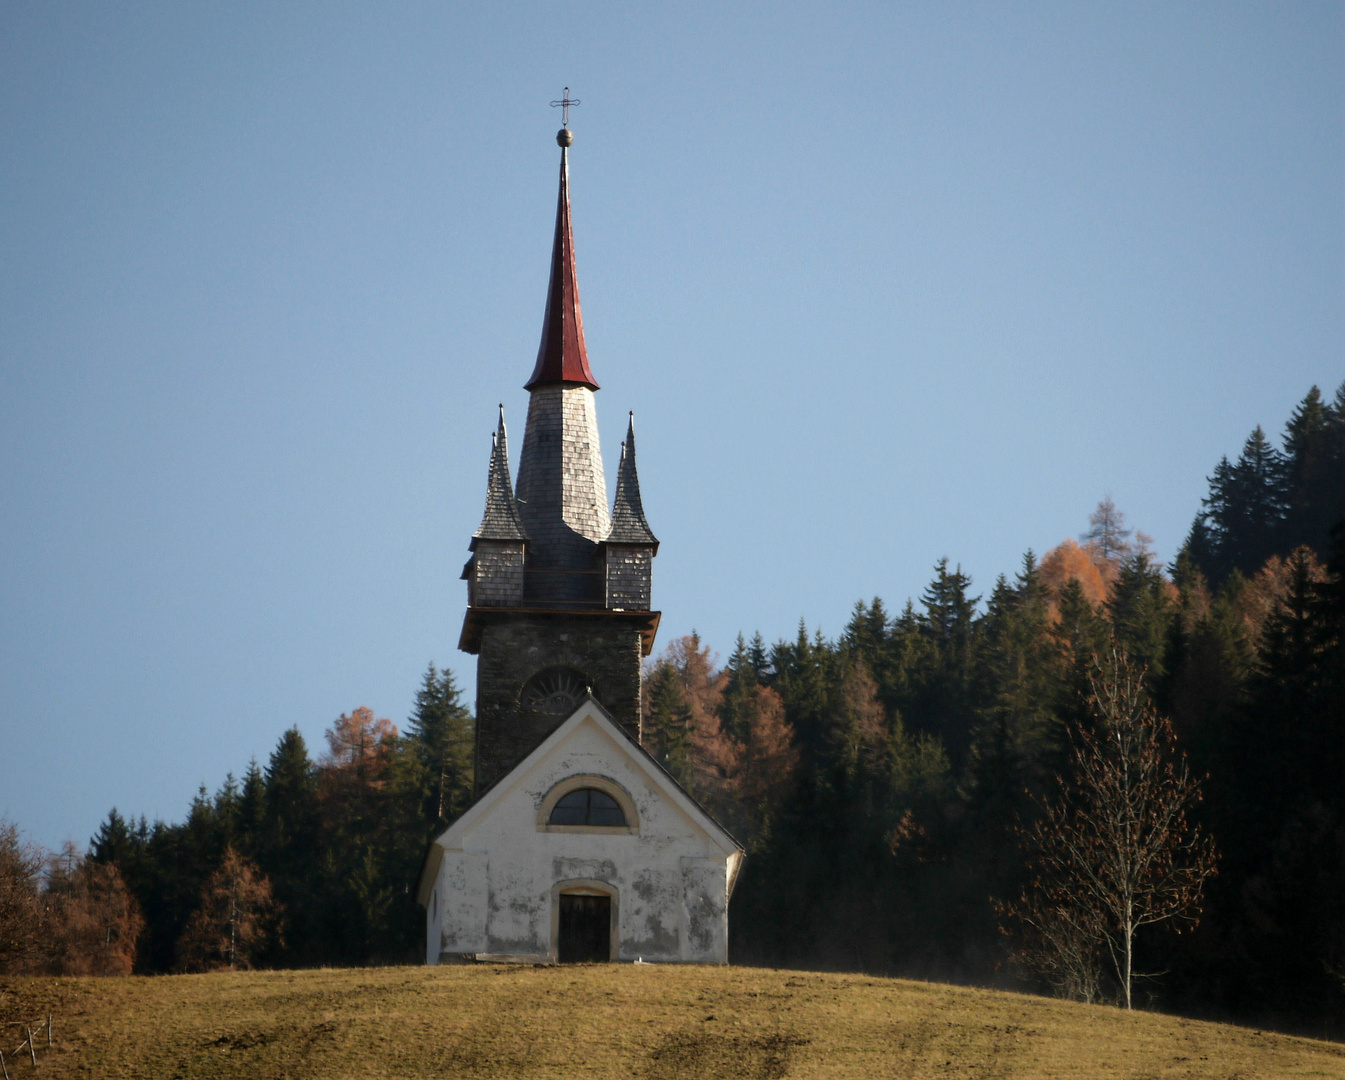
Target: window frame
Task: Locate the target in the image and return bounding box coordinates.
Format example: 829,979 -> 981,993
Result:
537,774 -> 640,835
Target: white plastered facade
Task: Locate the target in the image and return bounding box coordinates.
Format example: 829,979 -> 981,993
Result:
416,699 -> 744,965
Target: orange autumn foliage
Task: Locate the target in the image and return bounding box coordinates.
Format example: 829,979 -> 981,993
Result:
321,706 -> 398,776
1040,539 -> 1110,614
45,853 -> 145,976
737,684 -> 799,816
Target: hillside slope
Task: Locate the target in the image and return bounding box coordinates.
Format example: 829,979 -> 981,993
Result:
4,964 -> 1341,1079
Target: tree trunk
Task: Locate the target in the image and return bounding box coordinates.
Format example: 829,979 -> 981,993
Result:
1123,917 -> 1133,1010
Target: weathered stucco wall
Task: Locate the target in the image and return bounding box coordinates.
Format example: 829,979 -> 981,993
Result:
425,712 -> 735,965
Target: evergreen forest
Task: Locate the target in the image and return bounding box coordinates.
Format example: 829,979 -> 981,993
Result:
7,383 -> 1342,1037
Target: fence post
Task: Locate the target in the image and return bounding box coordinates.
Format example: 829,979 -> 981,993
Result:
47,1015 -> 52,1047
24,1028 -> 35,1067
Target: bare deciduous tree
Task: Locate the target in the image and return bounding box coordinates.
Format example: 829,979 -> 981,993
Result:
1003,647 -> 1217,1009
1081,496 -> 1134,580
0,820 -> 46,974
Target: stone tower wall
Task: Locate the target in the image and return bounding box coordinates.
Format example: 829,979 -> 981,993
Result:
474,613 -> 643,793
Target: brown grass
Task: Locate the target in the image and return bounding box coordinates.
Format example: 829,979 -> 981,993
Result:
2,964 -> 1341,1079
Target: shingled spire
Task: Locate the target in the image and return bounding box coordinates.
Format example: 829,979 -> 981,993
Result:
524,135 -> 599,391
472,405 -> 527,544
515,129 -> 610,604
607,413 -> 657,548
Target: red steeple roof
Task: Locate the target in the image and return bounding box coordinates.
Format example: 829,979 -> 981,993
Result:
524,143 -> 599,391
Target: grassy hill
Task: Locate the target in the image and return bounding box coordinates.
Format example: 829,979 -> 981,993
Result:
3,964 -> 1341,1079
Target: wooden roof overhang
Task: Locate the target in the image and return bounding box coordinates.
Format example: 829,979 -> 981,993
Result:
458,606 -> 661,657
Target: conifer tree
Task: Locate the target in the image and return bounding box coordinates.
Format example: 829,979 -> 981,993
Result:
642,660 -> 693,787
719,633 -> 758,743
1194,427 -> 1289,585
405,664 -> 474,826
236,759 -> 266,857
915,560 -> 980,765
770,621 -> 835,752
1107,551 -> 1175,683
89,808 -> 135,865
748,631 -> 771,683
260,727 -> 318,962
968,553 -> 1062,819
1281,383 -> 1345,556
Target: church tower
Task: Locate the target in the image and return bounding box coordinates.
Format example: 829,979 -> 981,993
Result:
460,124 -> 660,795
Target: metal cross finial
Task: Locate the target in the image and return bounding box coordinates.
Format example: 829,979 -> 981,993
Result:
550,87 -> 580,128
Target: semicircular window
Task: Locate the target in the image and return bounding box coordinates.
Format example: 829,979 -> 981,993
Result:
520,667 -> 589,721
548,788 -> 627,827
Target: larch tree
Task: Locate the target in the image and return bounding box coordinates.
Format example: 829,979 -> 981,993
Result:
322,706 -> 398,779
1039,539 -> 1110,612
1004,647 -> 1217,1009
662,634 -> 737,801
734,684 -> 798,845
44,845 -> 145,975
1082,497 -> 1134,580
176,846 -> 278,972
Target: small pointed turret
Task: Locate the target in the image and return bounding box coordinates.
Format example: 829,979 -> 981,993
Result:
524,136 -> 599,391
602,412 -> 657,611
472,406 -> 527,543
607,413 -> 658,549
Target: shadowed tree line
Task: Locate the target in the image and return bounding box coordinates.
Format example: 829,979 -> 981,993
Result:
643,383 -> 1342,1033
6,384 -> 1335,1036
76,666 -> 473,971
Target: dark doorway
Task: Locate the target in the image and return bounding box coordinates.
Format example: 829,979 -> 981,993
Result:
558,894 -> 611,963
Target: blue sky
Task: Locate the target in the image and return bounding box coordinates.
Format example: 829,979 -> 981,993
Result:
2,3 -> 1340,853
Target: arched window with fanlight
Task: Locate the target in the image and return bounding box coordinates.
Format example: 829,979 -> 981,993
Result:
548,788 -> 626,827
537,775 -> 639,834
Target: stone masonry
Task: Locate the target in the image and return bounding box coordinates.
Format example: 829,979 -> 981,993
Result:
473,613 -> 645,792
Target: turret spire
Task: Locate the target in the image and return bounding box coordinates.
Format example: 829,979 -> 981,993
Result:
607,412 -> 657,549
472,405 -> 527,544
524,129 -> 599,391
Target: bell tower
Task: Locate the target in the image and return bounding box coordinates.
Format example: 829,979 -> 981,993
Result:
460,121 -> 660,795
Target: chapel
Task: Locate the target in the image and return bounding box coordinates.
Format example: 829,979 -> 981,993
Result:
416,116 -> 743,965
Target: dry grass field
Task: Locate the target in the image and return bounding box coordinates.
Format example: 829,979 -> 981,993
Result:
2,963 -> 1341,1079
